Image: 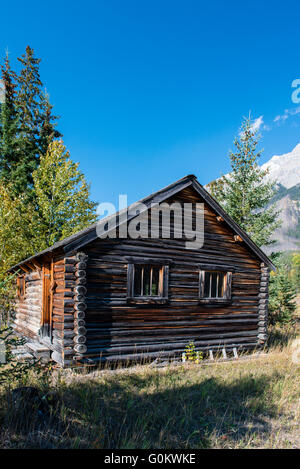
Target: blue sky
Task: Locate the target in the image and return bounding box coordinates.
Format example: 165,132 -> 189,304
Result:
1,0 -> 300,206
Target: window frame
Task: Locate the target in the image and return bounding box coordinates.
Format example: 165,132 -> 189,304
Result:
198,265 -> 233,304
17,275 -> 26,300
127,259 -> 169,304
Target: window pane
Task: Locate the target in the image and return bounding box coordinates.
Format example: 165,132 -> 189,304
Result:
204,272 -> 210,297
218,273 -> 225,298
211,272 -> 217,297
143,265 -> 151,296
134,265 -> 142,296
152,267 -> 160,295
133,265 -> 163,297
202,271 -> 227,298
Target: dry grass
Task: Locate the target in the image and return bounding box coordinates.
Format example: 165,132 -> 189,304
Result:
0,326 -> 299,449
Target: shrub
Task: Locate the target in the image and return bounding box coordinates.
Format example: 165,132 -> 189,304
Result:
0,326 -> 37,386
269,264 -> 297,325
184,342 -> 203,363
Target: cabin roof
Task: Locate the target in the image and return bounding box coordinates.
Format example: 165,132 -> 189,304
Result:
9,174 -> 275,272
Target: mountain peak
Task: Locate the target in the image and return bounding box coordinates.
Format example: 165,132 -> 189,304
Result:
262,143 -> 300,189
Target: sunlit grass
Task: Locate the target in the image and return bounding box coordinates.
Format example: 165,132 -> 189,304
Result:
0,325 -> 299,449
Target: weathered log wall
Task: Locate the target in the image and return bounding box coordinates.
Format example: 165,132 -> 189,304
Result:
76,186 -> 268,363
14,269 -> 42,339
12,185 -> 270,366
50,252 -> 89,366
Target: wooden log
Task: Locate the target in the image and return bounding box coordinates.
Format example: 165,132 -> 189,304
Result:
80,342 -> 259,362
74,335 -> 87,344
65,265 -> 76,273
74,319 -> 85,327
74,344 -> 87,354
74,302 -> 87,311
65,258 -> 77,265
76,262 -> 87,270
258,293 -> 268,299
74,294 -> 85,302
75,270 -> 87,278
77,252 -> 88,261
74,326 -> 87,335
74,311 -> 85,319
74,285 -> 87,295
76,277 -> 87,285
51,351 -> 64,365
258,333 -> 267,340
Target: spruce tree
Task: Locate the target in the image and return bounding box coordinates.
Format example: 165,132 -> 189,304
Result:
39,90 -> 61,156
207,116 -> 280,247
16,46 -> 43,193
0,54 -> 20,191
16,46 -> 60,196
32,140 -> 97,250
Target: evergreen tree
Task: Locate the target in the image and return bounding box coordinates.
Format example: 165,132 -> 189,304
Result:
290,253 -> 300,292
0,54 -> 20,191
207,116 -> 280,247
16,46 -> 60,196
39,90 -> 61,157
269,261 -> 297,324
32,140 -> 97,250
16,46 -> 43,193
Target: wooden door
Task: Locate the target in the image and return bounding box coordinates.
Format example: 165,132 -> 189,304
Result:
41,263 -> 53,340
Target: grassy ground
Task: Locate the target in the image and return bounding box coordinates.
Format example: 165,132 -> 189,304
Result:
0,325 -> 299,449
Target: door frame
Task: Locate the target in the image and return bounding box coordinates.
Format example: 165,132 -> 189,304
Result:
41,259 -> 54,342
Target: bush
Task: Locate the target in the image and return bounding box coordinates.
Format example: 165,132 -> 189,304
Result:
183,342 -> 203,363
0,273 -> 17,324
269,263 -> 297,325
0,326 -> 37,386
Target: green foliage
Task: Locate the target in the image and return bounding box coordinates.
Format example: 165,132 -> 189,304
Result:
32,140 -> 98,250
184,342 -> 203,363
16,46 -> 48,196
269,260 -> 297,324
0,182 -> 38,277
0,274 -> 17,323
0,48 -> 95,277
290,253 -> 300,292
0,326 -> 37,385
0,54 -> 20,193
38,91 -> 61,157
0,46 -> 61,198
207,116 -> 280,247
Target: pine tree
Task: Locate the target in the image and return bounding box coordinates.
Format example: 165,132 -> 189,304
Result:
38,90 -> 61,157
16,46 -> 43,193
0,54 -> 21,191
207,116 -> 280,247
32,140 -> 97,250
16,46 -> 61,196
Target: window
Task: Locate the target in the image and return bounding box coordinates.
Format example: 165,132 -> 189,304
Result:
127,261 -> 169,303
17,276 -> 26,300
199,269 -> 232,303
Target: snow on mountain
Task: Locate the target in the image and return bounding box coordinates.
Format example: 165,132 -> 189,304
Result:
207,142 -> 300,253
262,144 -> 300,253
262,143 -> 300,189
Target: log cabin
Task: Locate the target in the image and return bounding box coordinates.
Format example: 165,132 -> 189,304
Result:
9,175 -> 274,366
